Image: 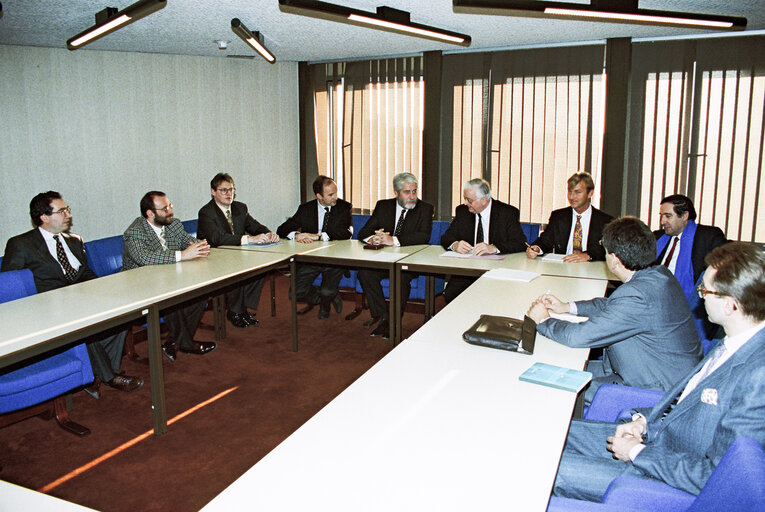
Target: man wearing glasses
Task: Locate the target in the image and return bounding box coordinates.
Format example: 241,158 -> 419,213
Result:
527,216 -> 703,402
198,173 -> 278,328
123,191 -> 215,360
2,191 -> 143,398
551,242 -> 765,502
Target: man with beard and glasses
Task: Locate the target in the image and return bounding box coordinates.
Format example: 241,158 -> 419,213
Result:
356,172 -> 434,339
123,191 -> 215,361
3,191 -> 143,399
440,177 -> 527,303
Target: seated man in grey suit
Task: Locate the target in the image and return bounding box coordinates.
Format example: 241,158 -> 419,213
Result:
123,191 -> 216,361
440,178 -> 527,303
276,175 -> 353,320
526,171 -> 613,262
357,172 -> 434,339
552,242 -> 765,502
2,191 -> 143,398
197,173 -> 279,328
527,217 -> 703,402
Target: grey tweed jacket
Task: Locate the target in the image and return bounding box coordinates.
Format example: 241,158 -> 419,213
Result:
122,217 -> 197,270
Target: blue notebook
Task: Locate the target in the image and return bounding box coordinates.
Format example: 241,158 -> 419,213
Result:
519,363 -> 592,393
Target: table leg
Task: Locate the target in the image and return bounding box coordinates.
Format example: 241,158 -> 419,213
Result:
390,264 -> 398,347
291,258 -> 298,352
425,275 -> 435,320
147,305 -> 168,435
270,271 -> 277,317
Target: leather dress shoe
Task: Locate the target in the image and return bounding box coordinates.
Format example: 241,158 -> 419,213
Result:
162,341 -> 178,361
317,306 -> 330,320
332,295 -> 343,314
84,377 -> 101,400
178,341 -> 217,356
244,312 -> 259,326
227,310 -> 250,328
363,316 -> 381,329
107,375 -> 144,393
370,319 -> 390,339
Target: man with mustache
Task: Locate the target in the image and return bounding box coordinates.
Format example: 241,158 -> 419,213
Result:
2,191 -> 143,399
123,191 -> 215,361
356,172 -> 434,339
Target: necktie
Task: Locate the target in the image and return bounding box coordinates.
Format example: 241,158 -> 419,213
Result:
225,209 -> 234,233
694,343 -> 728,384
321,207 -> 330,234
572,215 -> 583,253
476,213 -> 484,245
159,228 -> 168,250
663,343 -> 727,418
53,235 -> 78,281
394,209 -> 406,237
663,237 -> 679,267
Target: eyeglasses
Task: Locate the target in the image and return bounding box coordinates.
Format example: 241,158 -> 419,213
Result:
696,284 -> 727,299
153,203 -> 173,212
217,187 -> 236,194
49,207 -> 72,215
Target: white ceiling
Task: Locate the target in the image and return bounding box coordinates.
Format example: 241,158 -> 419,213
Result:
1,0 -> 763,62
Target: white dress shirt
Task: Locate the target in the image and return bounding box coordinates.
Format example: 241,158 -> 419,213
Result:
38,227 -> 80,274
566,205 -> 593,255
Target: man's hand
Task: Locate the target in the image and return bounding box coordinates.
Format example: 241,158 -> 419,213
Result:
295,232 -> 318,244
607,435 -> 642,461
563,252 -> 591,263
526,300 -> 550,323
473,242 -> 498,256
539,293 -> 569,314
614,418 -> 646,440
371,229 -> 394,246
181,240 -> 210,260
526,245 -> 542,259
451,240 -> 473,254
249,232 -> 280,245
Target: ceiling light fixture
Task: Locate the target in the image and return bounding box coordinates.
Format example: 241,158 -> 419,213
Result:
231,18 -> 276,63
279,0 -> 471,46
452,0 -> 747,30
67,0 -> 167,50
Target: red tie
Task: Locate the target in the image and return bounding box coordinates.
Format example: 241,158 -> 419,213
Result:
663,237 -> 679,267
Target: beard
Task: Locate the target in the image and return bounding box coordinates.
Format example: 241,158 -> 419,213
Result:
397,197 -> 417,210
154,212 -> 174,226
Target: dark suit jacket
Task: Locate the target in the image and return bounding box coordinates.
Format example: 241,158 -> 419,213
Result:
2,228 -> 97,293
197,200 -> 270,248
654,224 -> 728,284
532,206 -> 613,261
634,326 -> 765,494
440,199 -> 527,254
357,198 -> 433,246
276,199 -> 353,241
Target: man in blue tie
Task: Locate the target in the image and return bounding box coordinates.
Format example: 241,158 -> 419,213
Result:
552,241 -> 765,501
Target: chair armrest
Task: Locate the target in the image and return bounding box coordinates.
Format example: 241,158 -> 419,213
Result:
546,497 -> 629,512
601,477 -> 695,511
584,384 -> 664,422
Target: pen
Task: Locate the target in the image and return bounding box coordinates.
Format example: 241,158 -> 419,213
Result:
525,242 -> 540,253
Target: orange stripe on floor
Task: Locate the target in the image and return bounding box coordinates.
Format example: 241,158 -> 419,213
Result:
38,386 -> 238,494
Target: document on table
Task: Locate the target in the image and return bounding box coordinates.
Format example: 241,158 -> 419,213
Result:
245,241 -> 281,247
364,251 -> 405,262
482,268 -> 539,282
439,251 -> 506,261
519,363 -> 592,393
541,253 -> 566,262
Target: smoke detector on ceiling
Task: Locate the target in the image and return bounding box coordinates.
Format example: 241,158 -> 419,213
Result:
215,40 -> 230,50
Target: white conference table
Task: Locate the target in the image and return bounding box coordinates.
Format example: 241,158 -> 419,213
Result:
201,273 -> 607,512
0,248 -> 289,435
394,246 -> 617,341
290,240 -> 430,347
0,480 -> 96,511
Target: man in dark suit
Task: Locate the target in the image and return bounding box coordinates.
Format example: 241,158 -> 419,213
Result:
528,217 -> 702,402
526,172 -> 613,262
357,172 -> 434,339
440,178 -> 527,303
552,242 -> 765,502
197,173 -> 279,328
123,191 -> 216,361
276,175 -> 352,319
654,194 -> 729,337
2,191 -> 143,398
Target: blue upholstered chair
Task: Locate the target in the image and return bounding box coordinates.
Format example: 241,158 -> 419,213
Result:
182,219 -> 198,238
0,269 -> 94,436
85,235 -> 124,277
546,437 -> 765,512
582,383 -> 665,422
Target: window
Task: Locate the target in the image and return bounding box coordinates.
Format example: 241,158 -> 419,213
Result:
308,58 -> 424,211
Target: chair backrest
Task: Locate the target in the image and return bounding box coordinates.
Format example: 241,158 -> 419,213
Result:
690,436 -> 765,512
84,235 -> 124,277
0,269 -> 38,303
182,219 -> 198,238
430,220 -> 450,245
351,214 -> 371,240
521,222 -> 540,243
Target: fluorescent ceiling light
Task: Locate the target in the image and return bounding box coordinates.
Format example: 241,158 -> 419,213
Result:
231,18 -> 276,63
67,0 -> 167,50
280,0 -> 471,46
